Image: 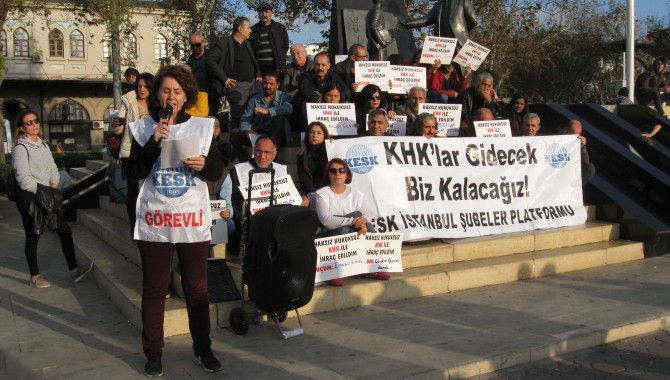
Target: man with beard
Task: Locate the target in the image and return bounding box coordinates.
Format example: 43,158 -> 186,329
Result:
396,86 -> 427,136
236,72 -> 293,158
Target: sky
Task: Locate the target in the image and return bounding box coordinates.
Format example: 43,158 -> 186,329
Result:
636,0 -> 670,19
279,0 -> 670,46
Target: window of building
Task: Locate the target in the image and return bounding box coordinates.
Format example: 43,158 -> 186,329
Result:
102,32 -> 111,59
1,30 -> 7,57
70,30 -> 84,58
13,28 -> 29,57
49,29 -> 64,57
123,33 -> 137,60
49,100 -> 91,150
154,34 -> 167,61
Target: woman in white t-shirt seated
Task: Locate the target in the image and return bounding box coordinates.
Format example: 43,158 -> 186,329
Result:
313,158 -> 390,286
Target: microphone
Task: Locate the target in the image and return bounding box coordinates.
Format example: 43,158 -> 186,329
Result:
158,105 -> 173,144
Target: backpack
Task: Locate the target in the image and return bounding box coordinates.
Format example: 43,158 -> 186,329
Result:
107,126 -> 124,160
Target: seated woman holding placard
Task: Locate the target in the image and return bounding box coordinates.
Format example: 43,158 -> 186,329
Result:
313,158 -> 390,286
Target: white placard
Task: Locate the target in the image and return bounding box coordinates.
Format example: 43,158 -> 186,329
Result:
364,233 -> 403,272
314,232 -> 403,282
418,103 -> 462,137
354,61 -> 392,92
306,103 -> 358,136
474,120 -> 512,138
160,133 -> 200,169
210,200 -> 228,243
452,39 -> 491,71
389,66 -> 427,95
326,136 -> 588,241
420,36 -> 458,65
388,115 -> 408,136
209,200 -> 227,220
238,175 -> 302,215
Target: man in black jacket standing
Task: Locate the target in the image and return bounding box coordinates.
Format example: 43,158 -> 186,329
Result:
187,32 -> 218,116
207,17 -> 262,133
250,3 -> 289,75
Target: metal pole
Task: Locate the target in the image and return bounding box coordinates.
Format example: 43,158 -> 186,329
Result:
626,0 -> 635,102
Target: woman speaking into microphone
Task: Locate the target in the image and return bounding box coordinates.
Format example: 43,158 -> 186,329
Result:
127,65 -> 224,377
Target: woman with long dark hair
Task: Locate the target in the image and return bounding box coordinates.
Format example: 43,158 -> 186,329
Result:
117,72 -> 155,233
502,93 -> 528,136
127,65 -> 224,377
297,121 -> 330,195
11,110 -> 92,288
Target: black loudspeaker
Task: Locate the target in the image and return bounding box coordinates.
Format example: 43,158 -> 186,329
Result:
245,205 -> 319,314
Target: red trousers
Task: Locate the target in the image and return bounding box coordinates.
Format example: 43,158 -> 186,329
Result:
138,240 -> 211,356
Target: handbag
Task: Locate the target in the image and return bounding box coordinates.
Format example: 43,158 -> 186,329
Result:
207,258 -> 241,303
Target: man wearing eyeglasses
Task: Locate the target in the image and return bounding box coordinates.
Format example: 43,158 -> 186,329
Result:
334,44 -> 369,97
228,136 -> 306,255
187,32 -> 218,116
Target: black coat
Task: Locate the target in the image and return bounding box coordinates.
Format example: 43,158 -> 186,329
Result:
250,20 -> 289,73
206,36 -> 261,97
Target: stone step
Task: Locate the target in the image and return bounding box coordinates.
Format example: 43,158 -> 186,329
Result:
73,209 -> 643,336
79,208 -> 140,267
83,203 -> 606,272
71,223 -> 217,337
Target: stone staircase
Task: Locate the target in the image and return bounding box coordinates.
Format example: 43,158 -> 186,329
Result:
68,159 -> 109,183
71,190 -> 644,337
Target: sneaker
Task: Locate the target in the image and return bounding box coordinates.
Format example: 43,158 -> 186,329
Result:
70,262 -> 94,283
30,275 -> 51,288
328,278 -> 344,286
144,352 -> 162,377
195,351 -> 222,373
362,272 -> 390,281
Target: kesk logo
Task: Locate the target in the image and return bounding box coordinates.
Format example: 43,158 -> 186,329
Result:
544,143 -> 570,169
152,158 -> 198,197
344,144 -> 379,174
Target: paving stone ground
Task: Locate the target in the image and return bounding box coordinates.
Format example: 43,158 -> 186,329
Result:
470,330 -> 670,380
1,197 -> 670,379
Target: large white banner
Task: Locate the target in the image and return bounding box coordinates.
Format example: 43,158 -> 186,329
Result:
326,136 -> 587,240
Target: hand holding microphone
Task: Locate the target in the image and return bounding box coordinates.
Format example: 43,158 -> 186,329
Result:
154,105 -> 173,143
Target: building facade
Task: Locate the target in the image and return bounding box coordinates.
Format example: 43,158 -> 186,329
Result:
1,3 -> 176,151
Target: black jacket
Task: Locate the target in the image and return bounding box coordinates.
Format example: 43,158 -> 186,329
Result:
298,70 -> 352,103
281,58 -> 315,93
206,36 -> 261,97
250,20 -> 289,73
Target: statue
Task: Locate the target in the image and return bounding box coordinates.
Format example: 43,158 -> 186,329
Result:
397,0 -> 477,50
366,0 -> 395,61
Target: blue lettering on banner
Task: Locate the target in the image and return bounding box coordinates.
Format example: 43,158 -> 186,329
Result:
344,145 -> 379,174
152,158 -> 197,197
544,143 -> 570,169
